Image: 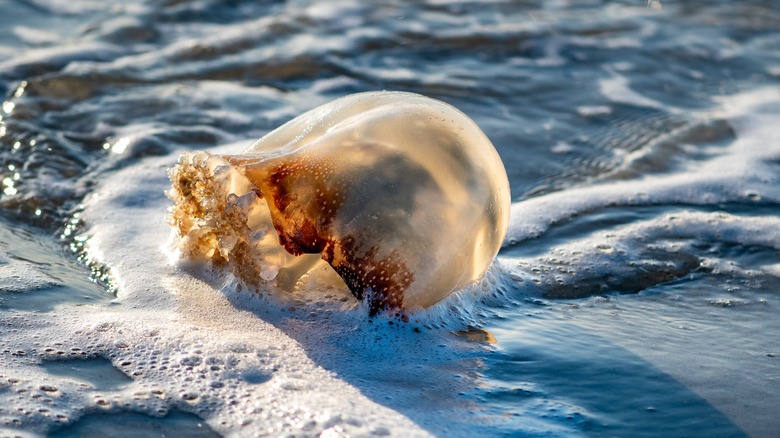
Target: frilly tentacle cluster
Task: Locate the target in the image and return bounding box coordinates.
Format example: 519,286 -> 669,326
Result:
166,151 -> 291,282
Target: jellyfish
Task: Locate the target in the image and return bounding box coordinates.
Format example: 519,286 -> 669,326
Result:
167,91 -> 510,315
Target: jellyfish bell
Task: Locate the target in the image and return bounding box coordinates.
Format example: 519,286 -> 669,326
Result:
167,91 -> 510,315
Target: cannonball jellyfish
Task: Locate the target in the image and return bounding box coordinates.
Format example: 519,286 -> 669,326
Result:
166,91 -> 510,315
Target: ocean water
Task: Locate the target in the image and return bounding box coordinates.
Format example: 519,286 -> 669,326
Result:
1,0 -> 779,436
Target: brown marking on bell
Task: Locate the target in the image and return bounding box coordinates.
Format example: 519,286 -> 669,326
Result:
330,236 -> 413,315
266,162 -> 294,212
251,154 -> 347,257
276,218 -> 327,256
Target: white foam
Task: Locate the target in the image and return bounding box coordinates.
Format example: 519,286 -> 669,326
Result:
12,27 -> 60,46
0,42 -> 122,76
599,74 -> 665,110
507,88 -> 780,244
0,249 -> 59,293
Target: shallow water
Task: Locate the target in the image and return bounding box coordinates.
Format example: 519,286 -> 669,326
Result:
1,0 -> 779,436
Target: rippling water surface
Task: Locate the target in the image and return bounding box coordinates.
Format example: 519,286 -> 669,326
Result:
1,1 -> 779,436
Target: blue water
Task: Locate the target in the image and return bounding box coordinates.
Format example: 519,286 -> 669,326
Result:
1,1 -> 779,436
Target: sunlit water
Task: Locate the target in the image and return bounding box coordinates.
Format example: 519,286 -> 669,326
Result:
1,1 -> 779,436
